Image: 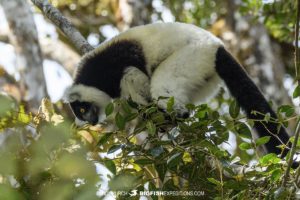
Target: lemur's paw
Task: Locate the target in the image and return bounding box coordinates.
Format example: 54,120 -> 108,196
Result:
174,106 -> 190,119
176,111 -> 190,119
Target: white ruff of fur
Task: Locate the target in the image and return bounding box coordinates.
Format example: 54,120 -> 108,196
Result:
63,84 -> 112,108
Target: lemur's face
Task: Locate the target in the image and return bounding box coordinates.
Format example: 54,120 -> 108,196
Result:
64,84 -> 113,126
70,101 -> 100,125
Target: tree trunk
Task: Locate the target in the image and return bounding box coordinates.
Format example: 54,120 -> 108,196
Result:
0,0 -> 47,109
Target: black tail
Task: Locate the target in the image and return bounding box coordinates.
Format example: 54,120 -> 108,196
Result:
215,47 -> 290,157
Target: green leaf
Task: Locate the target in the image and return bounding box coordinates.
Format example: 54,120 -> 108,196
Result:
185,103 -> 195,110
115,112 -> 126,130
211,111 -> 220,120
155,163 -> 167,181
167,97 -> 174,112
105,102 -> 114,116
255,136 -> 271,146
167,152 -> 182,170
271,169 -> 282,182
108,144 -> 123,154
148,182 -> 158,200
145,107 -> 157,115
235,122 -> 252,139
121,101 -> 131,114
134,159 -> 153,165
97,132 -> 114,146
151,113 -> 165,123
162,179 -> 179,191
104,160 -> 116,174
182,152 -> 192,163
146,121 -> 156,135
127,98 -> 139,109
278,105 -> 295,117
264,113 -> 271,122
109,174 -> 138,191
17,106 -> 31,124
207,178 -> 222,187
229,100 -> 240,118
224,180 -> 248,190
259,153 -> 281,165
195,110 -> 207,119
239,142 -> 252,150
293,85 -> 300,98
125,113 -> 138,122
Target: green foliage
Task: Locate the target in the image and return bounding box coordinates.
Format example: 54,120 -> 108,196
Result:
0,96 -> 299,199
229,100 -> 240,119
0,93 -> 31,131
163,0 -> 227,28
240,0 -> 296,42
0,98 -> 98,199
293,85 -> 300,99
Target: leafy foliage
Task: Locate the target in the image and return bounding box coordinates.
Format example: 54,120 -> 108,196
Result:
240,0 -> 296,42
0,94 -> 299,199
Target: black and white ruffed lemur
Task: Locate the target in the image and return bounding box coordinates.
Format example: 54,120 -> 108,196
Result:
63,22 -> 291,158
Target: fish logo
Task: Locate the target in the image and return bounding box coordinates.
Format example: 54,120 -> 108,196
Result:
129,189 -> 138,197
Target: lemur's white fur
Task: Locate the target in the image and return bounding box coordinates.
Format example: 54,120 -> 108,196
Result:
66,22 -> 224,122
63,22 -> 293,158
120,67 -> 151,105
64,84 -> 112,105
63,84 -> 112,122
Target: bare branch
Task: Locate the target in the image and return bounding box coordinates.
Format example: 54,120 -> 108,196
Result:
30,0 -> 94,55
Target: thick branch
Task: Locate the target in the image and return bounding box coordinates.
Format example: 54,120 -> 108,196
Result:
30,0 -> 94,55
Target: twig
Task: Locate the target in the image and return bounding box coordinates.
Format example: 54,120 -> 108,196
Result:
30,0 -> 94,55
282,0 -> 300,187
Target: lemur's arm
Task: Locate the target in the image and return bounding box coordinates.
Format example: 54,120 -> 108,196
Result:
120,67 -> 151,105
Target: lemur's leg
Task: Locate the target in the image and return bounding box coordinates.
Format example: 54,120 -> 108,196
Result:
150,44 -> 221,117
120,67 -> 151,105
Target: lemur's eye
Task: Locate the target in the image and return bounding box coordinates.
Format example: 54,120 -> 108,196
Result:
80,108 -> 85,114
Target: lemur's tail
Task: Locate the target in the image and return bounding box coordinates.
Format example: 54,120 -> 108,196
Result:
215,46 -> 290,157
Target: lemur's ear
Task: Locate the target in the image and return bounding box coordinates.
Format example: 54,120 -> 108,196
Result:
62,86 -> 81,103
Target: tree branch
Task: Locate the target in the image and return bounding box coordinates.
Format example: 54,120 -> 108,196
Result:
30,0 -> 94,55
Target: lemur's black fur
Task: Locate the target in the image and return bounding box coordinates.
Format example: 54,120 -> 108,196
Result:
74,40 -> 147,98
215,47 -> 290,156
65,23 -> 293,163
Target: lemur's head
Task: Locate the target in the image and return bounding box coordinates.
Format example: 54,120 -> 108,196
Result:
63,84 -> 112,125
